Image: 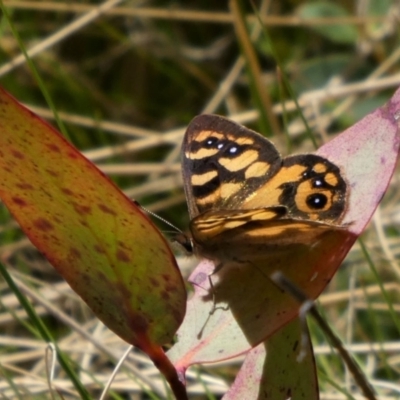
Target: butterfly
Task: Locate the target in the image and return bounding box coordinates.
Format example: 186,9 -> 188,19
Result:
181,114 -> 348,267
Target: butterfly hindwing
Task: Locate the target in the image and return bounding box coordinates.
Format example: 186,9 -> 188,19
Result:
190,207 -> 339,263
190,206 -> 288,242
243,154 -> 347,223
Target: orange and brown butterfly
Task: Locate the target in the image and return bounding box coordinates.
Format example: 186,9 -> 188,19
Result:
181,114 -> 348,265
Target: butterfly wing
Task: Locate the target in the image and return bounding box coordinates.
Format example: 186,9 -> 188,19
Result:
243,153 -> 348,223
181,114 -> 348,262
190,206 -> 288,242
190,207 -> 344,263
181,114 -> 282,219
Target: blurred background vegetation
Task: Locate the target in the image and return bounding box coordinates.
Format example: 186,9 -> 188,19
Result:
0,0 -> 400,398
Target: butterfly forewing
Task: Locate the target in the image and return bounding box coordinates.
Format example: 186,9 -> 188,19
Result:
182,114 -> 281,219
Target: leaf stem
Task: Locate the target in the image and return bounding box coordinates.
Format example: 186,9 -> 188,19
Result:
142,341 -> 188,400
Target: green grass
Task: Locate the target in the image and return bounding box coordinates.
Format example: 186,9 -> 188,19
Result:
0,0 -> 400,398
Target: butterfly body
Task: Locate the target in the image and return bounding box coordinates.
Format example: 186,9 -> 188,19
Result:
182,115 -> 348,268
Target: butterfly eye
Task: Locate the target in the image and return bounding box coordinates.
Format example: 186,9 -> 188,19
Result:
306,193 -> 328,209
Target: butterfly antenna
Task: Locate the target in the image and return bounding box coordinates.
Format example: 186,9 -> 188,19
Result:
132,200 -> 183,234
132,200 -> 194,254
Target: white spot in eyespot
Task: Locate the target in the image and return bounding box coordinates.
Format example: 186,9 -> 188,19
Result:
217,143 -> 224,149
229,146 -> 238,154
394,110 -> 400,121
314,179 -> 323,187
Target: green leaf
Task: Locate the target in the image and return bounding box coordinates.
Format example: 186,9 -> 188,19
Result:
297,2 -> 358,44
291,54 -> 352,92
0,88 -> 186,349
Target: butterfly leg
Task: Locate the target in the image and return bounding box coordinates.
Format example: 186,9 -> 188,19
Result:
208,263 -> 229,315
195,263 -> 229,339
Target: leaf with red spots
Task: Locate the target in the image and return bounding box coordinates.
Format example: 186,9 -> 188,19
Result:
168,87 -> 400,377
0,88 -> 186,349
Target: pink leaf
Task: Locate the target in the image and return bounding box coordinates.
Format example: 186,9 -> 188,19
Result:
169,87 -> 400,374
223,319 -> 318,400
